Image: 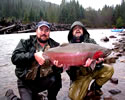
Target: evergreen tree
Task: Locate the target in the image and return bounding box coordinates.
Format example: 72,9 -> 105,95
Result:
116,17 -> 124,28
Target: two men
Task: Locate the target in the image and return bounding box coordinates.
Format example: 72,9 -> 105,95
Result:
67,21 -> 114,100
11,20 -> 114,100
11,21 -> 63,100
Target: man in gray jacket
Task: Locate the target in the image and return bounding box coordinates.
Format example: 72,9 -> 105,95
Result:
67,21 -> 114,100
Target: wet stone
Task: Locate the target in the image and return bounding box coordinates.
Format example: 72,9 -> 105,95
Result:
110,78 -> 118,84
109,35 -> 117,38
115,53 -> 122,57
100,36 -> 109,42
103,96 -> 113,100
108,89 -> 121,95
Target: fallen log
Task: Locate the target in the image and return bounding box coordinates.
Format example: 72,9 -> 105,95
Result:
0,24 -> 16,32
17,29 -> 35,33
0,25 -> 3,29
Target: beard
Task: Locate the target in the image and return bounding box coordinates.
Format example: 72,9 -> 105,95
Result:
71,35 -> 84,43
37,35 -> 49,43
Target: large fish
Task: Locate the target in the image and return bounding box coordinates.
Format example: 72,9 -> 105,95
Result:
43,43 -> 111,70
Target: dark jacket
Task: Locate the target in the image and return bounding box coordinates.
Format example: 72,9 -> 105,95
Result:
11,35 -> 62,80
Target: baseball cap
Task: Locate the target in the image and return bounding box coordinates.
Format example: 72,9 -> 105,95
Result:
37,21 -> 50,29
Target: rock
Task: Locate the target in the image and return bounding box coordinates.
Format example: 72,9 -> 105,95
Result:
110,78 -> 118,84
115,53 -> 122,57
103,96 -> 113,100
101,36 -> 109,42
112,42 -> 120,46
119,33 -> 125,36
108,89 -> 121,95
109,35 -> 117,38
120,59 -> 125,63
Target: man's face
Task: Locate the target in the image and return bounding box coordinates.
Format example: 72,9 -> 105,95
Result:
36,26 -> 50,43
72,25 -> 83,37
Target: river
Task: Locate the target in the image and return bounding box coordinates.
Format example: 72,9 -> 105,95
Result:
0,29 -> 125,100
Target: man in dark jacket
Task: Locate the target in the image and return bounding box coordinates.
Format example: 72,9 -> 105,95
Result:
67,21 -> 114,100
10,21 -> 63,100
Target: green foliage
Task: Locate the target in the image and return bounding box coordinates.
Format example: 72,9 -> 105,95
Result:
84,7 -> 98,27
116,17 -> 124,28
100,5 -> 114,27
0,0 -> 125,28
59,0 -> 85,24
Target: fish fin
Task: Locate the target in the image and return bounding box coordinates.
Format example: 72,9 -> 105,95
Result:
60,43 -> 69,47
90,60 -> 96,71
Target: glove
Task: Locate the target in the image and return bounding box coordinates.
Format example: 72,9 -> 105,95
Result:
84,58 -> 94,67
34,51 -> 45,65
83,58 -> 96,71
96,58 -> 104,64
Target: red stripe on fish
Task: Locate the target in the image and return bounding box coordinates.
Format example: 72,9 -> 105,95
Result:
93,51 -> 103,59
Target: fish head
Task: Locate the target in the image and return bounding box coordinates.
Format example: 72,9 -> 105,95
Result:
102,49 -> 112,57
92,49 -> 111,59
93,51 -> 103,59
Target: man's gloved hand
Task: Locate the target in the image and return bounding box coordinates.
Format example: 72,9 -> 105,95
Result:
34,51 -> 45,65
84,58 -> 104,67
96,58 -> 104,64
83,58 -> 104,72
84,58 -> 94,67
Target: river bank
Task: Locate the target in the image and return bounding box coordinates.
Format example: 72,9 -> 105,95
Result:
0,19 -> 71,34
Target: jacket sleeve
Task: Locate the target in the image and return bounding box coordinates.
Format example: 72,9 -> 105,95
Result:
11,39 -> 35,66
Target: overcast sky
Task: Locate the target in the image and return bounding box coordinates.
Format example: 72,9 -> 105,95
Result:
44,0 -> 122,10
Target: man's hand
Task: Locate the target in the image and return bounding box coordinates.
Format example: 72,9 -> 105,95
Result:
53,60 -> 63,68
34,51 -> 45,65
96,58 -> 104,64
84,58 -> 94,67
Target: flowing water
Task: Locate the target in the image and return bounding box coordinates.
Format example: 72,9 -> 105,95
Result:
0,29 -> 125,100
